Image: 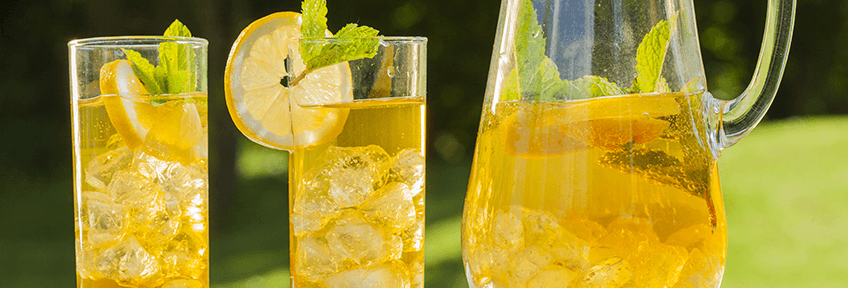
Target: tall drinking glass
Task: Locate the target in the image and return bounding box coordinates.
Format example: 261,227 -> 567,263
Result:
286,37 -> 427,287
69,36 -> 209,288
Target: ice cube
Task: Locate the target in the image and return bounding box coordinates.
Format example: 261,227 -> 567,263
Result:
130,193 -> 182,254
511,247 -> 555,282
477,278 -> 508,288
310,145 -> 390,208
75,236 -> 104,280
324,268 -> 368,288
159,161 -> 207,198
329,167 -> 375,208
83,191 -> 128,248
576,258 -> 632,288
161,230 -> 208,279
409,261 -> 424,288
133,151 -> 172,182
324,261 -> 410,288
326,211 -> 385,265
389,148 -> 425,194
182,191 -> 208,226
85,146 -> 133,191
107,170 -> 157,207
164,162 -> 208,225
362,145 -> 392,180
627,241 -> 688,288
361,182 -> 416,232
292,174 -> 341,236
522,208 -> 565,247
96,237 -> 163,287
162,278 -> 205,288
672,248 -> 719,288
163,192 -> 182,218
402,216 -> 424,252
549,239 -> 591,271
384,233 -> 404,261
561,217 -> 607,245
491,207 -> 525,252
295,236 -> 345,282
528,266 -> 577,288
78,191 -> 111,226
469,243 -> 511,282
599,217 -> 658,260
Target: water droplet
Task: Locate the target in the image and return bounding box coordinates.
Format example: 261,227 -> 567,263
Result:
387,67 -> 395,78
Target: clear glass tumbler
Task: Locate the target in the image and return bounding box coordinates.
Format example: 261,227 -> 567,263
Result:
286,37 -> 427,288
69,36 -> 209,288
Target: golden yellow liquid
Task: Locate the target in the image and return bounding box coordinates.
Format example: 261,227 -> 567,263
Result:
73,94 -> 209,288
462,93 -> 726,288
289,97 -> 425,287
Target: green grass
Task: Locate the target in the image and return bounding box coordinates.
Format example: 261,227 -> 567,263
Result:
218,116 -> 848,288
719,117 -> 848,288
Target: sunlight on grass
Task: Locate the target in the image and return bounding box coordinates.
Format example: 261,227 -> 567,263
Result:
719,117 -> 848,288
236,139 -> 288,178
219,268 -> 290,288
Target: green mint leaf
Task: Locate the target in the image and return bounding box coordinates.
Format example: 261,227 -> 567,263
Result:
532,58 -> 569,101
635,19 -> 672,93
304,24 -> 380,70
151,66 -> 169,104
164,19 -> 192,37
302,0 -> 328,38
515,0 -> 547,95
300,0 -> 329,68
295,0 -> 382,85
122,19 -> 196,97
335,23 -> 379,38
122,48 -> 163,94
506,0 -> 575,101
167,69 -> 192,95
566,76 -> 627,99
158,20 -> 196,95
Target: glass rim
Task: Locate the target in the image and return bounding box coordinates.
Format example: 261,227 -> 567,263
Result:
296,36 -> 427,43
68,36 -> 208,47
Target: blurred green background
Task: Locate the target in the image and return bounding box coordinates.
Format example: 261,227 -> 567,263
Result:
2,0 -> 847,287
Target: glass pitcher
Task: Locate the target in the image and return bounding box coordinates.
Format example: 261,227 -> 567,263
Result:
461,0 -> 795,287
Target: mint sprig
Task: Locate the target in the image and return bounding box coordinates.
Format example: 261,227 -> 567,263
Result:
507,0 -> 625,101
122,19 -> 196,97
292,0 -> 380,86
505,1 -> 676,101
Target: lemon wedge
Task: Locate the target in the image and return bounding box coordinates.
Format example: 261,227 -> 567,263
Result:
99,59 -> 157,149
225,12 -> 352,151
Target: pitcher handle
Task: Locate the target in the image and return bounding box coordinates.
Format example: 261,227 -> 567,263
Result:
710,0 -> 796,149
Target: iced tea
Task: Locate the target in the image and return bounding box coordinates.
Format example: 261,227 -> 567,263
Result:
289,97 -> 425,288
462,92 -> 726,288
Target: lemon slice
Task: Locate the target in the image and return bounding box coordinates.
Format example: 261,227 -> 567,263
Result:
500,94 -> 680,157
555,94 -> 679,150
225,12 -> 352,151
99,59 -> 157,149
